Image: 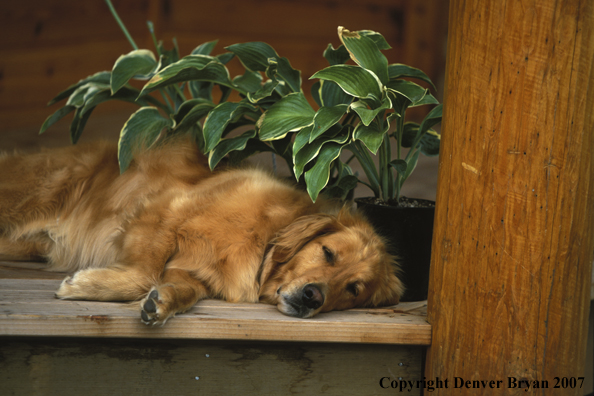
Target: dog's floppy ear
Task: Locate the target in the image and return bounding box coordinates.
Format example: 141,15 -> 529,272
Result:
271,214 -> 341,264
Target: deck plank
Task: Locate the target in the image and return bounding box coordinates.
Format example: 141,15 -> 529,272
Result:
0,262 -> 431,345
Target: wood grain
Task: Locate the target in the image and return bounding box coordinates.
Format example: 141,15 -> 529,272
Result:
426,0 -> 594,392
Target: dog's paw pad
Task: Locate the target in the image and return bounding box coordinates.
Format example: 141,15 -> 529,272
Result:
143,297 -> 157,313
140,309 -> 151,323
140,289 -> 164,325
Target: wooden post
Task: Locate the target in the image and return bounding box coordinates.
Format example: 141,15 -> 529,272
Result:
426,0 -> 594,393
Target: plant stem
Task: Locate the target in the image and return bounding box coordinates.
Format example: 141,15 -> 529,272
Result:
146,21 -> 161,56
158,90 -> 174,113
347,141 -> 381,198
219,86 -> 232,103
344,153 -> 356,164
380,132 -> 394,201
173,85 -> 187,102
105,0 -> 138,51
394,112 -> 406,202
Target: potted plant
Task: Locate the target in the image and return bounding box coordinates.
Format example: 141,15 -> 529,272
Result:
299,28 -> 442,301
42,1 -> 442,301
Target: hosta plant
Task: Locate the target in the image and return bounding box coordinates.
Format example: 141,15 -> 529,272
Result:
41,2 -> 441,204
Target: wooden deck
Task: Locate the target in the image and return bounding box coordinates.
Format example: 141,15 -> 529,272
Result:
0,260 -> 430,395
0,261 -> 430,345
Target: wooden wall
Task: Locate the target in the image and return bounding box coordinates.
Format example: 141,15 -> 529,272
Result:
1,337 -> 424,396
0,0 -> 448,136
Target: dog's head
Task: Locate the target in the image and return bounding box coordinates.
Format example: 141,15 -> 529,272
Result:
258,208 -> 404,318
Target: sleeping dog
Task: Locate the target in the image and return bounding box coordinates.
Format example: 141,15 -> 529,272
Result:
0,139 -> 403,325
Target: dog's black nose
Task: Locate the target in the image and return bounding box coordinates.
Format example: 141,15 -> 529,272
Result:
302,284 -> 324,310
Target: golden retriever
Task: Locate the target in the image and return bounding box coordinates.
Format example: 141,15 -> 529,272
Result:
0,139 -> 403,325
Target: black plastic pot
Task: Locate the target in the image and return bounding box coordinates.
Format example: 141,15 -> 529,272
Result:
355,197 -> 435,302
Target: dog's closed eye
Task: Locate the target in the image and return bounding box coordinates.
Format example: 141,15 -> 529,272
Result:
346,282 -> 360,297
322,246 -> 335,264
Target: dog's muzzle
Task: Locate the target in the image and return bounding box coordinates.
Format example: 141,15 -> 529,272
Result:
277,283 -> 325,318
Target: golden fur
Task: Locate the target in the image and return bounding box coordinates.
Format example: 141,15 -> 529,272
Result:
0,140 -> 403,324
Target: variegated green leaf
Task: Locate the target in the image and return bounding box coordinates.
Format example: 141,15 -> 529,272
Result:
388,64 -> 436,91
400,122 -> 420,148
269,134 -> 293,159
358,30 -> 392,50
208,129 -> 257,169
111,49 -> 157,94
65,84 -> 166,143
157,40 -> 180,68
400,104 -> 442,157
304,143 -> 344,202
310,80 -> 353,108
247,60 -> 279,103
390,159 -> 408,173
140,55 -> 234,96
65,82 -> 109,108
203,100 -> 258,152
118,107 -> 174,173
353,121 -> 386,155
227,139 -> 274,166
417,104 -> 443,140
309,104 -> 349,142
216,52 -> 235,65
47,71 -> 111,106
188,42 -> 235,100
173,98 -> 215,133
311,81 -> 322,107
323,43 -> 350,66
325,160 -> 357,200
386,80 -> 428,104
84,85 -> 165,112
398,106 -> 442,164
248,79 -> 278,103
187,124 -> 206,153
338,27 -> 389,85
39,106 -> 75,135
410,92 -> 439,107
70,106 -> 95,144
226,42 -> 301,93
257,92 -> 315,141
350,97 -> 391,126
192,40 -> 218,56
226,42 -> 277,71
293,125 -> 314,156
233,70 -> 264,93
325,174 -> 358,200
419,130 -> 441,156
319,80 -> 353,107
293,129 -> 349,180
311,65 -> 383,105
324,159 -> 355,198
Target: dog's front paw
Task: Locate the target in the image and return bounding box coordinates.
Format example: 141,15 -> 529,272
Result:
55,274 -> 83,299
140,289 -> 173,326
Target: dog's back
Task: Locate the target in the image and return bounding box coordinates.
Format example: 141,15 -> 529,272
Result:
0,140 -> 212,269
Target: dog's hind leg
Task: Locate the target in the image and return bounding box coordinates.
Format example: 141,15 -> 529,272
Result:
139,268 -> 209,325
55,267 -> 154,301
